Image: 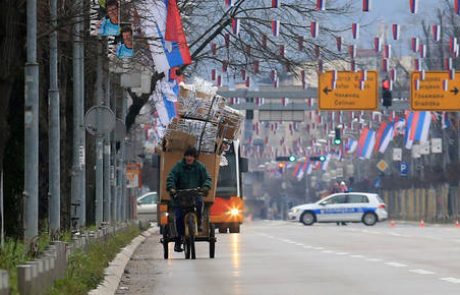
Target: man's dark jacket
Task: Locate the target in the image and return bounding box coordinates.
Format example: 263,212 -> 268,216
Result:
166,159 -> 212,193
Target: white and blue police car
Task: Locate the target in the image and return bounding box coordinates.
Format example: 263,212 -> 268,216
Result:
288,193 -> 388,226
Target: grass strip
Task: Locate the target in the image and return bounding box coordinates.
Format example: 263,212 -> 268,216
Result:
47,225 -> 140,295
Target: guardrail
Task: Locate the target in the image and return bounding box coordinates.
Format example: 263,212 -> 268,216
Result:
0,224 -> 129,295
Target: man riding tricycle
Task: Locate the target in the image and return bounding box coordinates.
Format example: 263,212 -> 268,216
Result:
159,147 -> 217,259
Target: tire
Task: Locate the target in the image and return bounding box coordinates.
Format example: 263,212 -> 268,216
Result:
229,224 -> 240,234
162,226 -> 169,260
185,239 -> 190,259
209,224 -> 216,259
300,211 -> 315,226
163,241 -> 169,259
190,236 -> 196,259
218,227 -> 227,234
362,212 -> 378,226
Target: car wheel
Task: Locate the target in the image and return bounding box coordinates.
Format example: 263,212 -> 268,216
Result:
300,211 -> 315,226
362,212 -> 378,226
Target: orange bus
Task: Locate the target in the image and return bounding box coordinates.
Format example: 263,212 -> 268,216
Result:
210,140 -> 248,233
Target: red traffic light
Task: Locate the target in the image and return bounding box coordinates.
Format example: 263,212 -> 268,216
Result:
382,79 -> 391,90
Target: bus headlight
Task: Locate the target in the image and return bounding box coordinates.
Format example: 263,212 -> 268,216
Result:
229,208 -> 241,216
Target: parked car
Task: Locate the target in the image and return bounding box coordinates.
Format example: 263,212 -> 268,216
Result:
288,193 -> 388,226
137,192 -> 158,223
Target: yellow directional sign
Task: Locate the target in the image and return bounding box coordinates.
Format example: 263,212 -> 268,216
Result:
376,160 -> 388,172
411,71 -> 460,110
318,71 -> 378,110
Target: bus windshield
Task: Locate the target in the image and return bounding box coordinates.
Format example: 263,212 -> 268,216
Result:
216,144 -> 238,198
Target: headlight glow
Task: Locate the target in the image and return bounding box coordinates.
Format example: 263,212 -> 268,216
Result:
229,208 -> 241,216
291,208 -> 299,214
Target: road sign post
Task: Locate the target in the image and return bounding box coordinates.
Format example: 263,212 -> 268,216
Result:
318,71 -> 378,110
411,71 -> 460,110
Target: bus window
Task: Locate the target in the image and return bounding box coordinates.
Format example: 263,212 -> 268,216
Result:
216,144 -> 238,198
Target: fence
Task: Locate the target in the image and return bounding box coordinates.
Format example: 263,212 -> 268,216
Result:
0,224 -> 129,295
381,184 -> 460,222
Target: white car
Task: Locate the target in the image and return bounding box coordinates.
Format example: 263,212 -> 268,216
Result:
288,193 -> 388,226
137,192 -> 158,223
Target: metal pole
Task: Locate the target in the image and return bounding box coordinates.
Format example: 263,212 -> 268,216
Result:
80,23 -> 86,227
103,75 -> 111,223
95,42 -> 104,226
71,0 -> 82,231
1,170 -> 4,248
24,0 -> 39,244
121,90 -> 128,221
48,0 -> 60,235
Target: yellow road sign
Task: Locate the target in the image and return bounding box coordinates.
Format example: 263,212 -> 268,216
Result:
376,160 -> 388,172
411,71 -> 460,110
318,71 -> 378,110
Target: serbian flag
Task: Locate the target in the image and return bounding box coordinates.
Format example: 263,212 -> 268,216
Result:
316,0 -> 326,10
352,23 -> 360,39
446,58 -> 453,70
409,0 -> 418,13
232,18 -> 240,34
384,44 -> 392,58
348,45 -> 356,58
321,154 -> 331,171
390,68 -> 397,82
411,37 -> 419,52
414,58 -> 421,71
432,25 -> 441,42
455,0 -> 460,14
381,58 -> 389,72
392,24 -> 400,40
449,69 -> 456,80
280,44 -> 285,57
374,37 -> 382,52
272,0 -> 280,8
450,37 -> 458,53
224,0 -> 233,7
298,36 -> 304,50
419,44 -> 427,58
379,123 -> 394,153
404,112 -> 416,149
363,0 -> 371,11
149,0 -> 192,73
346,138 -> 358,154
442,112 -> 451,129
272,20 -> 280,37
310,22 -> 319,38
211,69 -> 216,80
336,36 -> 343,52
357,128 -> 376,159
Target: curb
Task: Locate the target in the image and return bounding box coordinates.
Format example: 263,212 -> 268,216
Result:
88,227 -> 158,295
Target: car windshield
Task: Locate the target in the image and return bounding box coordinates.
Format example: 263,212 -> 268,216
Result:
216,144 -> 238,197
138,193 -> 157,205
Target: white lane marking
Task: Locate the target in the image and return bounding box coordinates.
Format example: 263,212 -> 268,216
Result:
312,247 -> 324,250
389,233 -> 403,237
350,255 -> 365,259
322,250 -> 333,254
409,269 -> 435,275
295,243 -> 304,246
366,258 -> 383,262
335,252 -> 349,256
386,262 -> 408,268
440,277 -> 460,284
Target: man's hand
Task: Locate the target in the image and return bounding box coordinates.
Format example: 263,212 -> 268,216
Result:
169,188 -> 177,198
200,187 -> 210,197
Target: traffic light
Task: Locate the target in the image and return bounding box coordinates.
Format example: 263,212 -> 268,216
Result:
276,156 -> 297,162
309,155 -> 326,162
382,79 -> 392,107
334,127 -> 342,145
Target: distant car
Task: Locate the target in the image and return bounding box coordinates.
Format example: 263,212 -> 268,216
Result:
288,193 -> 388,226
137,192 -> 158,223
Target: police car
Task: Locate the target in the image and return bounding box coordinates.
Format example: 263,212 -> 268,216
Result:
288,193 -> 388,226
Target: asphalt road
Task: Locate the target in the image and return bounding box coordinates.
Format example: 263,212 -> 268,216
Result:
116,221 -> 460,295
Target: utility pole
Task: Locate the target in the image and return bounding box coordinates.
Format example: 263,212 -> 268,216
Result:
48,0 -> 60,235
104,75 -> 112,223
24,0 -> 39,244
71,0 -> 84,230
95,42 -> 104,226
80,13 -> 86,226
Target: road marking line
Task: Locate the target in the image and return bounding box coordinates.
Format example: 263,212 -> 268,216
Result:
295,243 -> 304,246
389,233 -> 403,237
366,258 -> 382,262
312,247 -> 324,250
322,250 -> 333,254
440,277 -> 460,284
335,252 -> 349,255
386,262 -> 408,268
409,269 -> 435,275
350,255 -> 365,259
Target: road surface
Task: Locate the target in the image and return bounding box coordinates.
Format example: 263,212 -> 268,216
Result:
116,221 -> 460,295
